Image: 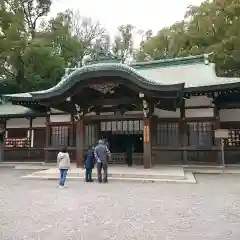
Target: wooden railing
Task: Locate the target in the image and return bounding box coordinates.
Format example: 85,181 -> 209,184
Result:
152,148 -> 219,165
110,153 -> 143,165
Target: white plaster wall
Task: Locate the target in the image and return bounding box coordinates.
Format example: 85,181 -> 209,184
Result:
32,117 -> 46,127
100,112 -> 114,115
186,108 -> 214,118
85,112 -> 96,116
85,111 -> 141,116
50,114 -> 71,122
185,96 -> 213,107
6,118 -> 30,128
220,109 -> 240,122
125,111 -> 143,115
154,108 -> 180,118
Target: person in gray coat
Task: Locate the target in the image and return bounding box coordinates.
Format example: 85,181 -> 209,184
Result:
94,139 -> 111,183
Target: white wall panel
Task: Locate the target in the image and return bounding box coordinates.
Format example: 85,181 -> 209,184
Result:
154,108 -> 180,118
32,117 -> 46,127
50,114 -> 71,122
186,108 -> 214,118
6,118 -> 30,128
100,112 -> 114,115
185,96 -> 213,107
220,109 -> 240,122
85,112 -> 96,116
125,111 -> 142,115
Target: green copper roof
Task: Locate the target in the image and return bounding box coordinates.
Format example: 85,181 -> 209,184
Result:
137,61 -> 240,90
5,62 -> 183,101
3,54 -> 240,102
31,63 -> 160,96
0,103 -> 65,118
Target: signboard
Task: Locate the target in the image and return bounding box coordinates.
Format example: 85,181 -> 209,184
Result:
214,129 -> 229,139
214,129 -> 229,169
144,125 -> 149,143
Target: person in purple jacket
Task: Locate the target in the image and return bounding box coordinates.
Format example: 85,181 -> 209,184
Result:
94,139 -> 111,183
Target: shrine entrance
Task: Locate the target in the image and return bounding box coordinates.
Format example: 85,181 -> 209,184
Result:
3,61 -> 185,168
100,120 -> 144,164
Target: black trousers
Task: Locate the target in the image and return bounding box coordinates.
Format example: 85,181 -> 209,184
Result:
85,169 -> 93,182
126,157 -> 132,167
97,162 -> 108,182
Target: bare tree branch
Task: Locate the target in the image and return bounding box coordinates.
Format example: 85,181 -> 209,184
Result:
69,10 -> 106,47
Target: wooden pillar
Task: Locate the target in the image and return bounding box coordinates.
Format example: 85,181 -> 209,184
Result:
214,105 -> 221,164
143,117 -> 152,169
70,114 -> 74,147
28,117 -> 33,158
44,114 -> 50,163
97,120 -> 101,141
76,117 -> 84,168
180,100 -> 187,164
214,105 -> 220,129
151,117 -> 157,166
0,120 -> 6,162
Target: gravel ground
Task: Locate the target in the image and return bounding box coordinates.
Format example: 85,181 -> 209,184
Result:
0,169 -> 240,240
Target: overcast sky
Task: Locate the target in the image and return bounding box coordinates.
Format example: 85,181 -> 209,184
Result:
50,0 -> 203,43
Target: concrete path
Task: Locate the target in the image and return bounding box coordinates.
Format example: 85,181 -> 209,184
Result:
2,169 -> 240,239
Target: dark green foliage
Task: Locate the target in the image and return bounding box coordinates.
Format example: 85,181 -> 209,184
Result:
136,0 -> 240,77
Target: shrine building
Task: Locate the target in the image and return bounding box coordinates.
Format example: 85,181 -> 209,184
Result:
1,54 -> 240,168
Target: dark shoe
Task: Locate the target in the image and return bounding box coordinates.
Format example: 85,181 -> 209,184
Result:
98,180 -> 102,183
85,179 -> 89,182
89,179 -> 94,182
103,180 -> 108,183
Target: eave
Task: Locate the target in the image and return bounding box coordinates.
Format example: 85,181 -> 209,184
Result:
184,82 -> 240,93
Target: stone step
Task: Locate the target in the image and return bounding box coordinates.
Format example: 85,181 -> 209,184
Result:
14,165 -> 50,170
31,173 -> 185,180
0,162 -> 45,165
22,172 -> 196,184
30,170 -> 185,180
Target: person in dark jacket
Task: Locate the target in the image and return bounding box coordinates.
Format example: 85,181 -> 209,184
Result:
125,143 -> 133,167
84,146 -> 95,182
94,139 -> 111,183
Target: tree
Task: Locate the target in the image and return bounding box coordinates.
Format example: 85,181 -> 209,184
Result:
0,0 -> 53,91
69,10 -> 106,48
112,24 -> 135,63
0,1 -> 26,89
0,3 -> 110,93
17,0 -> 52,39
136,0 -> 240,77
45,9 -> 107,67
136,22 -> 189,61
185,0 -> 240,76
23,41 -> 65,91
43,11 -> 84,68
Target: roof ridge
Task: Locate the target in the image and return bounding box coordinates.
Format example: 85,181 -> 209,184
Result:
131,54 -> 211,69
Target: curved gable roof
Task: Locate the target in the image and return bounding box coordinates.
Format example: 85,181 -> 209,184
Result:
3,63 -> 185,101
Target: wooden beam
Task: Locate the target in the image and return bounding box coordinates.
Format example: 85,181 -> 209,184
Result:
92,105 -> 139,113
76,117 -> 84,168
87,97 -> 141,106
